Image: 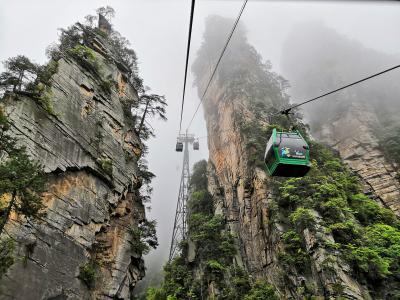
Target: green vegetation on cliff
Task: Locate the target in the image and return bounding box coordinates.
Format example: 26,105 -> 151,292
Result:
0,8 -> 165,294
243,112 -> 400,297
274,140 -> 400,286
189,14 -> 400,298
130,219 -> 158,256
379,124 -> 400,167
233,78 -> 400,294
144,160 -> 278,300
0,107 -> 46,278
0,55 -> 57,114
189,14 -> 400,299
78,262 -> 97,289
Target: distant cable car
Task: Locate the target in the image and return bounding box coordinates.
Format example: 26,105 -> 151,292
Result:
264,128 -> 311,177
176,141 -> 183,152
193,139 -> 199,150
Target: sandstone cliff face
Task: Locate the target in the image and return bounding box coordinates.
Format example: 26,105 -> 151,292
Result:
280,22 -> 400,217
188,16 -> 378,299
198,80 -> 367,299
314,102 -> 400,216
0,26 -> 148,299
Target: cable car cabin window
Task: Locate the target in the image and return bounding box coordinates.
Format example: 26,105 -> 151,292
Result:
264,134 -> 276,168
277,134 -> 307,159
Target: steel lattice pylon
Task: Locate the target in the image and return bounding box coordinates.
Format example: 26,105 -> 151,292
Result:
169,133 -> 195,261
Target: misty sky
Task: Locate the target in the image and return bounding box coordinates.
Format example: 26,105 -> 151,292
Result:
1,0 -> 399,273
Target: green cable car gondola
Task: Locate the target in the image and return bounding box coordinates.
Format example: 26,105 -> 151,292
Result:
264,128 -> 311,177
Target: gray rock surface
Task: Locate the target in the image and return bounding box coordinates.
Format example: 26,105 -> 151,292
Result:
0,28 -> 147,300
200,91 -> 368,298
314,102 -> 400,216
190,16 -> 399,299
191,50 -> 369,298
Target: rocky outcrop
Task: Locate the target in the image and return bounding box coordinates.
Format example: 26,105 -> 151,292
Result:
191,16 -> 370,299
280,22 -> 400,217
200,89 -> 367,299
0,24 -> 147,299
315,102 -> 400,216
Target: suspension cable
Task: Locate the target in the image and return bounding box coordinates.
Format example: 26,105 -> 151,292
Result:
279,64 -> 400,115
178,0 -> 196,134
195,64 -> 400,139
186,0 -> 248,130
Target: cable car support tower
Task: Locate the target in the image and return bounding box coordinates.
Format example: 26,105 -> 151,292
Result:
169,133 -> 198,261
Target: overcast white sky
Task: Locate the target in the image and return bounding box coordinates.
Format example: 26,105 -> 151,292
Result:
1,0 -> 399,273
